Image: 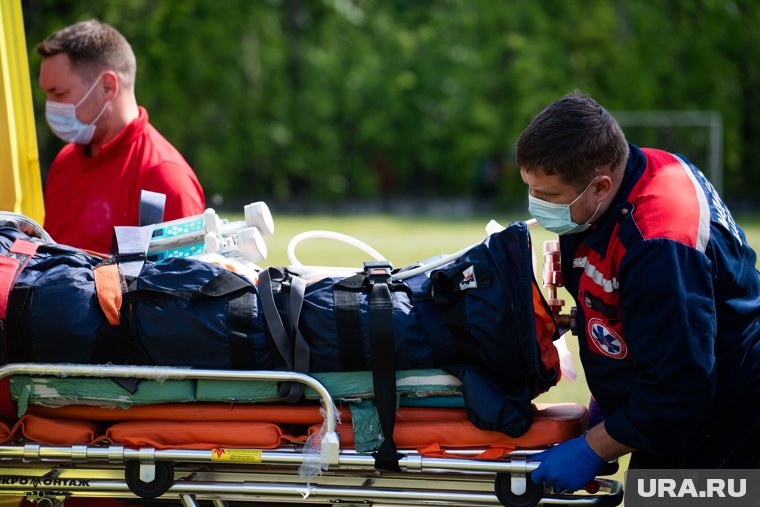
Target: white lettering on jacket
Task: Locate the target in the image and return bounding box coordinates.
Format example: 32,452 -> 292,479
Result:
682,156 -> 740,247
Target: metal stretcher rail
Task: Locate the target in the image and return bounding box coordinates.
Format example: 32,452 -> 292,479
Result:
0,474 -> 624,506
0,364 -> 338,435
0,363 -> 340,462
0,443 -> 544,473
0,364 -> 623,507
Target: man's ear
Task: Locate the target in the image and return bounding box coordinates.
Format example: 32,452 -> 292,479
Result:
101,71 -> 119,99
593,175 -> 613,197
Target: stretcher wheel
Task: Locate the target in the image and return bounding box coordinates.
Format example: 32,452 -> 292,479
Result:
125,461 -> 174,499
494,472 -> 542,507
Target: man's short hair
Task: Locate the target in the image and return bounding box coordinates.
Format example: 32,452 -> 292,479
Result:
515,91 -> 628,189
36,19 -> 136,89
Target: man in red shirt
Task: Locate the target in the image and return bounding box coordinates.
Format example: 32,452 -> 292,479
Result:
37,20 -> 204,253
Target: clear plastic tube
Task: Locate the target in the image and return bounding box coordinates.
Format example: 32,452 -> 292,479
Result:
287,230 -> 386,266
286,219 -> 538,281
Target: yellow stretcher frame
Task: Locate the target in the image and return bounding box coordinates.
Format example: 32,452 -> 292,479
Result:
0,0 -> 44,223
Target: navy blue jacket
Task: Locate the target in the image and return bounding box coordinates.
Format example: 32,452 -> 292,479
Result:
560,145 -> 760,456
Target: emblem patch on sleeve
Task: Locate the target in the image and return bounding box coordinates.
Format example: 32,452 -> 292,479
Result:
587,318 -> 628,359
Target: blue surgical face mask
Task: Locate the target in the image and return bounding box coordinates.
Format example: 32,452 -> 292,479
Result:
528,178 -> 602,235
45,75 -> 108,145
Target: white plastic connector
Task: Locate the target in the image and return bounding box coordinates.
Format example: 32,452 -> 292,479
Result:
203,208 -> 224,235
205,227 -> 267,263
320,431 -> 340,466
204,232 -> 226,255
244,201 -> 275,236
238,227 -> 267,263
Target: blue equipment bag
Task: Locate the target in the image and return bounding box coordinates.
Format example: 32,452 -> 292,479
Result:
0,226 -> 271,371
407,221 -> 560,437
257,261 -> 433,470
1,227 -> 109,364
119,258 -> 271,370
256,222 -> 560,442
258,267 -> 433,375
0,220 -> 560,460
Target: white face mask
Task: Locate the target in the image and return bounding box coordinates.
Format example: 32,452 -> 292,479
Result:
528,177 -> 602,235
45,75 -> 108,145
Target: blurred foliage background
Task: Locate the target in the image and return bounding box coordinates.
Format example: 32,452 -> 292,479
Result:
22,0 -> 760,211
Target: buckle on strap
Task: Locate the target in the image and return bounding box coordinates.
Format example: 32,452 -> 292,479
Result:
363,260 -> 392,285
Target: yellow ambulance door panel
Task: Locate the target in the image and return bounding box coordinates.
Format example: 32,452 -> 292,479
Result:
0,0 -> 44,222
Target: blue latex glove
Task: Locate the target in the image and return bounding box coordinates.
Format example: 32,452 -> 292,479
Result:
530,435 -> 605,492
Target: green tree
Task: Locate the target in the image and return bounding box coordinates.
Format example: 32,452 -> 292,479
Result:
23,0 -> 760,206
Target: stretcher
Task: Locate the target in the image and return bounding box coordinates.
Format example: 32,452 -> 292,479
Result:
0,363 -> 623,507
0,212 -> 622,505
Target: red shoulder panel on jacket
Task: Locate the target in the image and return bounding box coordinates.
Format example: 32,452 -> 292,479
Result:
629,148 -> 709,249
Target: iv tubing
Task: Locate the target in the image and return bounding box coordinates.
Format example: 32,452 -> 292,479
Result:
288,230 -> 386,267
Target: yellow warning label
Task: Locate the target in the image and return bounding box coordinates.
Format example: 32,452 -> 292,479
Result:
211,448 -> 263,462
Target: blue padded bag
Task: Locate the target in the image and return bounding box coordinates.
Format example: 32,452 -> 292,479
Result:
302,274 -> 433,372
1,227 -> 270,371
123,257 -> 271,370
2,227 -> 106,363
406,222 -> 560,437
259,268 -> 433,373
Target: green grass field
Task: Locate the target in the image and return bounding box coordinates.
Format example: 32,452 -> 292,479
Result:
254,211 -> 760,493
260,212 -> 760,269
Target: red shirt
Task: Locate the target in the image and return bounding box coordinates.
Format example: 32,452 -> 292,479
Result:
43,107 -> 205,253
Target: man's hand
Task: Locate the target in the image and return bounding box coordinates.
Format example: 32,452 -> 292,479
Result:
530,435 -> 605,491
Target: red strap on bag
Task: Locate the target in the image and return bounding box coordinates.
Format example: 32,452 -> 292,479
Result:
93,263 -> 124,326
0,239 -> 39,421
0,257 -> 19,323
0,239 -> 38,318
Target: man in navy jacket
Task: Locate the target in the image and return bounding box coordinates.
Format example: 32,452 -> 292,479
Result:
515,92 -> 760,491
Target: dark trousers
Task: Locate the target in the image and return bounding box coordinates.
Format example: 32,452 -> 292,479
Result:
629,402 -> 760,469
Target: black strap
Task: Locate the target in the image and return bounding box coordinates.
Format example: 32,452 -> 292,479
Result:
228,291 -> 258,370
118,319 -> 156,365
257,268 -> 293,369
334,288 -> 366,369
113,378 -> 140,394
286,275 -> 309,400
257,268 -> 306,402
335,274 -> 366,290
4,286 -> 33,362
93,319 -> 128,364
200,270 -> 252,297
122,269 -> 251,304
365,261 -> 402,472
